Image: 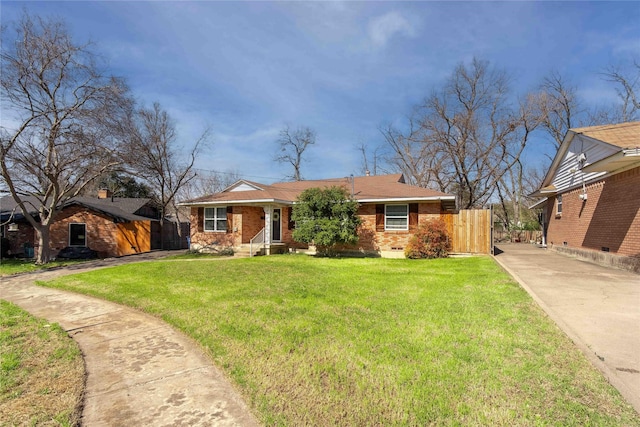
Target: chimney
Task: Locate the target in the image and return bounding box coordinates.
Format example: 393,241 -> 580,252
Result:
98,189 -> 112,199
366,170 -> 370,177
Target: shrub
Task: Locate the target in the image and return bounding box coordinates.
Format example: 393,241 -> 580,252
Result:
405,219 -> 451,259
292,186 -> 361,255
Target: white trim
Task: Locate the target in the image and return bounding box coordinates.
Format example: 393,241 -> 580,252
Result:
358,196 -> 455,203
69,223 -> 87,247
221,179 -> 265,193
529,197 -> 548,210
555,195 -> 563,216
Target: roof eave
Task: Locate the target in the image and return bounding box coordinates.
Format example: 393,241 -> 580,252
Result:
528,197 -> 548,209
357,196 -> 456,203
582,149 -> 640,173
179,198 -> 294,207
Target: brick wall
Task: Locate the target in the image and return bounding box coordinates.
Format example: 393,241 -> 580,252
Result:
189,202 -> 445,254
242,206 -> 265,244
546,166 -> 640,258
3,222 -> 36,256
50,205 -> 119,257
335,202 -> 442,253
189,206 -> 235,249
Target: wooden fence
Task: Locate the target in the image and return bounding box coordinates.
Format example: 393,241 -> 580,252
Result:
494,229 -> 543,244
441,209 -> 493,254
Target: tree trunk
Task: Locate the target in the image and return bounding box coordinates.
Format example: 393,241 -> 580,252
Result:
35,225 -> 51,265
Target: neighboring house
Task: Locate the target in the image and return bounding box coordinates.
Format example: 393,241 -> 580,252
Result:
531,121 -> 640,272
0,189 -> 187,259
180,173 -> 456,257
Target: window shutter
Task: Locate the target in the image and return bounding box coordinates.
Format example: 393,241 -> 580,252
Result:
226,206 -> 233,233
409,203 -> 419,231
287,207 -> 295,230
376,204 -> 385,232
197,208 -> 204,232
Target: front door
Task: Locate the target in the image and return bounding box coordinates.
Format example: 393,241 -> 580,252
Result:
272,208 -> 281,242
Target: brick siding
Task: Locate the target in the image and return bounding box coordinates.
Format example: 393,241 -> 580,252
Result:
546,166 -> 640,258
50,205 -> 119,257
190,202 -> 445,254
3,222 -> 36,256
353,202 -> 442,252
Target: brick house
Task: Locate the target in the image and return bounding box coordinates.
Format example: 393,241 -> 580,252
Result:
531,121 -> 640,272
0,190 -> 187,259
180,173 -> 456,257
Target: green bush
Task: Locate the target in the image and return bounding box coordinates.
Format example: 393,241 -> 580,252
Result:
292,186 -> 361,255
405,219 -> 451,259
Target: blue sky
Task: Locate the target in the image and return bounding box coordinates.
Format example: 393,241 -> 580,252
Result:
2,1 -> 639,184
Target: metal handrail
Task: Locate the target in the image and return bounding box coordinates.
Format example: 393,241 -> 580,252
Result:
249,228 -> 265,257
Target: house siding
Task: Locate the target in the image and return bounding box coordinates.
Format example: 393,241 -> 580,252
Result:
48,205 -> 154,257
546,166 -> 640,258
50,205 -> 120,257
336,202 -> 442,253
189,201 -> 446,255
242,206 -> 265,244
189,206 -> 236,249
3,222 -> 36,257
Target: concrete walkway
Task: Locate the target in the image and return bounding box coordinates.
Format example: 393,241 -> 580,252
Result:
0,252 -> 258,426
494,243 -> 640,413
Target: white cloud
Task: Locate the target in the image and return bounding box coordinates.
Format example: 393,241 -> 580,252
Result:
368,11 -> 416,48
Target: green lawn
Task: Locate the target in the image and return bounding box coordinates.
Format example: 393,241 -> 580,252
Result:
0,301 -> 84,426
0,258 -> 89,277
42,255 -> 639,426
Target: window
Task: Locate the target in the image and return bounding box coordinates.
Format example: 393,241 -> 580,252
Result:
69,223 -> 86,246
385,204 -> 409,230
204,207 -> 227,232
556,195 -> 563,216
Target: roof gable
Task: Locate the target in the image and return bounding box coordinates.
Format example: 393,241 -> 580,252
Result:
534,122 -> 640,196
570,122 -> 640,149
225,180 -> 265,192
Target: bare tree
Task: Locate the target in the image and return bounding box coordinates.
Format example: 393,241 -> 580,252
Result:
537,71 -> 585,148
598,59 -> 640,123
275,125 -> 316,181
380,121 -> 452,190
126,102 -> 209,244
387,58 -> 542,209
355,141 -> 385,176
0,12 -> 132,263
180,169 -> 242,200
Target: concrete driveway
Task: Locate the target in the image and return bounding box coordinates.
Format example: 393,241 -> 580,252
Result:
494,243 -> 640,413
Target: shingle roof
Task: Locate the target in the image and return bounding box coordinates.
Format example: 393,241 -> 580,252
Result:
571,121 -> 640,149
0,195 -> 157,222
181,174 -> 455,205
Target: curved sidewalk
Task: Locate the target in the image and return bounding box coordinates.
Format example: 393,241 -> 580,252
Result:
0,252 -> 258,426
494,243 -> 640,413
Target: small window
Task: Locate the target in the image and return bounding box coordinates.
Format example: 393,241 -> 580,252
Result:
204,207 -> 227,232
385,204 -> 409,230
556,195 -> 563,216
69,223 -> 86,246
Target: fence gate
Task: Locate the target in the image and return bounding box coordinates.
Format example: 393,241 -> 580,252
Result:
441,209 -> 492,255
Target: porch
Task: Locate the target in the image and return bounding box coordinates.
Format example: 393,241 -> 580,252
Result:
190,204 -> 300,256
